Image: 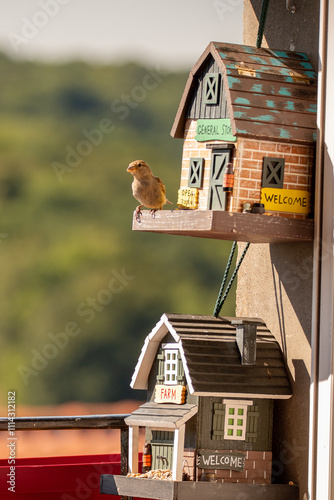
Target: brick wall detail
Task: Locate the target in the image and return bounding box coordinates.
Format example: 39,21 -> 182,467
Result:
196,450 -> 272,485
183,448 -> 196,481
181,119 -> 314,219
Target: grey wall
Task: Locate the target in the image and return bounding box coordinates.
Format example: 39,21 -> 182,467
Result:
237,6 -> 320,497
243,0 -> 320,70
236,242 -> 312,496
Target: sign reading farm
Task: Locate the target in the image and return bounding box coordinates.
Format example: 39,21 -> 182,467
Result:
261,188 -> 311,214
197,450 -> 246,471
195,119 -> 237,142
154,384 -> 186,404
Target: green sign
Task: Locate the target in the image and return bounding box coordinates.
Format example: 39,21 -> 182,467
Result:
195,118 -> 237,142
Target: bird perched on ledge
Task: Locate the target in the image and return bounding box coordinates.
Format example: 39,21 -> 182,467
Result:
127,160 -> 172,218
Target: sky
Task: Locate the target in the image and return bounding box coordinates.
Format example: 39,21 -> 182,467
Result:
0,0 -> 243,69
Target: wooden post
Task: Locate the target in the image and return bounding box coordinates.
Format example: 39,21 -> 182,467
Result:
172,425 -> 185,481
120,429 -> 131,500
128,426 -> 139,474
309,1 -> 334,499
120,427 -> 129,475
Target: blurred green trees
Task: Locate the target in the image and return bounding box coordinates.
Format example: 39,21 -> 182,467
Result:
0,53 -> 236,404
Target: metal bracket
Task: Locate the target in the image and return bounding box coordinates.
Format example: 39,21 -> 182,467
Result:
156,455 -> 169,468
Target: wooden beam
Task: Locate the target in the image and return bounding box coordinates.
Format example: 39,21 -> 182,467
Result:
132,210 -> 314,243
128,426 -> 139,474
172,425 -> 186,481
0,414 -> 129,431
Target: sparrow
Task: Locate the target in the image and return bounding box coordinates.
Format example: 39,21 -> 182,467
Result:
127,160 -> 172,218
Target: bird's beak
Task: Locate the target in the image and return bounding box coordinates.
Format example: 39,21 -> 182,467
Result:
127,165 -> 135,172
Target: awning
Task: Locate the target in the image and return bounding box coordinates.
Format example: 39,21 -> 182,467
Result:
125,402 -> 198,430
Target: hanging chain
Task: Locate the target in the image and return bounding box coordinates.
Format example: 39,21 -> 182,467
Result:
213,242 -> 250,318
213,241 -> 236,317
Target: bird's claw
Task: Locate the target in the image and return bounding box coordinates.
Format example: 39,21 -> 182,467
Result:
149,209 -> 157,219
135,208 -> 142,222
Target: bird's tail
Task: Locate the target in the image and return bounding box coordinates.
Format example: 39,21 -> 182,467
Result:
166,200 -> 173,205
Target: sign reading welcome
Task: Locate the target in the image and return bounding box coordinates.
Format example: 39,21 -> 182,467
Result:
197,450 -> 246,471
195,119 -> 237,142
261,188 -> 311,215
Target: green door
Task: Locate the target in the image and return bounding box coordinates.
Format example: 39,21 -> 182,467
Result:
151,431 -> 174,470
208,150 -> 231,210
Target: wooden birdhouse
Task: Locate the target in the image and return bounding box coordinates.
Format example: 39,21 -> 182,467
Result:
132,42 -> 316,243
101,314 -> 299,500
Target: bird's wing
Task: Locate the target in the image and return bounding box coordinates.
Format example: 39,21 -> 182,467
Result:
154,176 -> 166,196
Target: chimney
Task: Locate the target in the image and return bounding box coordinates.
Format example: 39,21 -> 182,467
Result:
231,319 -> 261,366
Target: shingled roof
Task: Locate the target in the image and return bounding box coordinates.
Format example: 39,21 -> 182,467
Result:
130,313 -> 292,399
171,42 -> 317,144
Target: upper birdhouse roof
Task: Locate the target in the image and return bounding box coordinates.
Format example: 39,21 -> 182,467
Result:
171,42 -> 317,144
131,313 -> 292,399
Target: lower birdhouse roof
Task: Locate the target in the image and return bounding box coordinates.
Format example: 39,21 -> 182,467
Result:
125,402 -> 198,430
131,314 -> 292,399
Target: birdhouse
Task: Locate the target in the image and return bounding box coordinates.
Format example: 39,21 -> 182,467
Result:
132,42 -> 316,244
101,314 -> 299,500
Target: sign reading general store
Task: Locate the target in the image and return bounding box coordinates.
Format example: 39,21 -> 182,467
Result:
197,450 -> 246,471
195,118 -> 237,142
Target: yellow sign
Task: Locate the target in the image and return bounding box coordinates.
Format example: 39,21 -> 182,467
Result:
177,187 -> 199,209
155,384 -> 186,405
261,188 -> 311,214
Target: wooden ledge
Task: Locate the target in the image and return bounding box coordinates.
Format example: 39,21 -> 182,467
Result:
132,210 -> 314,244
101,475 -> 299,500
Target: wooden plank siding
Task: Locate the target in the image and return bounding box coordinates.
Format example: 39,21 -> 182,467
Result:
187,56 -> 229,120
171,41 -> 317,144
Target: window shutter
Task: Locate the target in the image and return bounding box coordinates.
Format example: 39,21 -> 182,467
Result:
188,158 -> 204,188
262,157 -> 285,188
212,402 -> 225,440
245,405 -> 259,443
156,349 -> 165,383
203,73 -> 220,105
176,351 -> 185,384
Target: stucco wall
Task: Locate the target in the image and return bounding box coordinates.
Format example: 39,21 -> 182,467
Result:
237,4 -> 319,497
243,0 -> 320,70
236,241 -> 313,497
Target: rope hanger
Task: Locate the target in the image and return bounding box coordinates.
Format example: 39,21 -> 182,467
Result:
256,0 -> 270,48
213,241 -> 250,318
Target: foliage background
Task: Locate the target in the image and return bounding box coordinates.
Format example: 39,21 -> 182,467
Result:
0,53 -> 236,404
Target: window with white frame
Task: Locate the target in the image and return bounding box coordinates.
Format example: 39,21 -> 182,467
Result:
223,399 -> 253,441
164,345 -> 179,385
